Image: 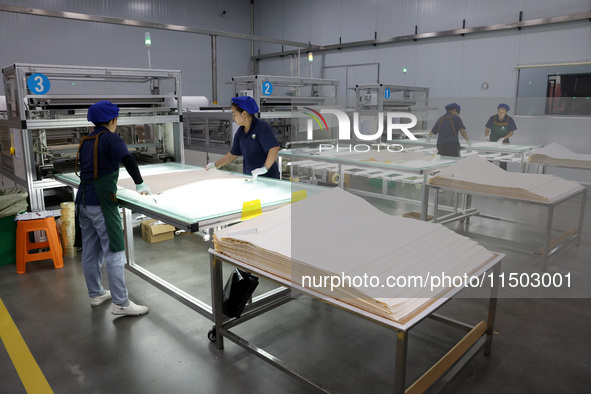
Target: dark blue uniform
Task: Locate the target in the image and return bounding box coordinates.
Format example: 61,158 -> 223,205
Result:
75,126 -> 132,205
230,116 -> 280,178
431,113 -> 466,157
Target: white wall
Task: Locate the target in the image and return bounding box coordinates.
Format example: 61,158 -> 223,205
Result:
0,0 -> 253,104
254,0 -> 591,180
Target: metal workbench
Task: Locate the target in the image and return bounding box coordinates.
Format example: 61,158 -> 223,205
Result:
427,183 -> 587,271
208,249 -> 503,393
278,148 -> 459,220
389,139 -> 541,173
55,162 -> 327,319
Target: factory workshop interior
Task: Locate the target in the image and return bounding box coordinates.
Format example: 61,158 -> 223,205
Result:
0,0 -> 591,393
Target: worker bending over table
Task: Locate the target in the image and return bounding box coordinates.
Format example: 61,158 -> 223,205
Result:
75,100 -> 151,316
484,103 -> 517,170
206,96 -> 280,179
426,103 -> 471,157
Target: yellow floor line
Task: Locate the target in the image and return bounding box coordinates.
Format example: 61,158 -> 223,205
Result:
0,298 -> 53,394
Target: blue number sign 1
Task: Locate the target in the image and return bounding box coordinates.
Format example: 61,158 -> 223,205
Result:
27,73 -> 51,95
384,88 -> 391,99
262,81 -> 273,96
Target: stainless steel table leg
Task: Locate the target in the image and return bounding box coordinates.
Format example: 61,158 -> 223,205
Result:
395,330 -> 408,394
122,207 -> 135,266
420,173 -> 429,221
465,194 -> 472,225
210,254 -> 225,349
543,206 -> 554,272
576,189 -> 587,247
485,262 -> 501,356
433,188 -> 439,222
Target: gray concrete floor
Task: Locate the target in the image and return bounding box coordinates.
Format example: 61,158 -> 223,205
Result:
1,185 -> 590,393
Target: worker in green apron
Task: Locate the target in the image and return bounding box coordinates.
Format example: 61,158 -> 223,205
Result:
75,101 -> 151,316
484,103 -> 517,170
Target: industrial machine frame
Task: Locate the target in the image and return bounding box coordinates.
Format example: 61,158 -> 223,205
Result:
0,63 -> 183,211
208,250 -> 503,393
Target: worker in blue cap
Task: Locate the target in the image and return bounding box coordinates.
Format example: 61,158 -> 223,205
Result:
484,103 -> 517,170
206,96 -> 280,179
425,103 -> 471,157
74,100 -> 150,316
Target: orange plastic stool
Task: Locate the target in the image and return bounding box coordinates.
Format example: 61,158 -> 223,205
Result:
16,217 -> 64,274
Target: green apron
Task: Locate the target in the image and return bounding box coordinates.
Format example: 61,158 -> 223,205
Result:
74,131 -> 125,253
490,115 -> 510,143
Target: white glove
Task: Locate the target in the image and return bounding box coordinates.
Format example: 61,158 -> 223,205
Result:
467,139 -> 473,146
135,182 -> 151,195
485,136 -> 490,142
205,162 -> 217,170
497,137 -> 505,144
425,136 -> 431,143
251,166 -> 268,180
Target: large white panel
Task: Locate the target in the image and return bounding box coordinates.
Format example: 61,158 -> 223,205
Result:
0,0 -> 251,34
416,0 -> 467,34
339,0 -> 378,43
465,0 -> 523,27
459,31 -> 520,98
254,0 -> 284,38
376,44 -> 419,86
517,22 -> 591,65
522,0 -> 591,19
283,0 -> 311,43
415,38 -> 464,97
376,0 -> 418,38
216,36 -> 253,103
310,0 -> 342,46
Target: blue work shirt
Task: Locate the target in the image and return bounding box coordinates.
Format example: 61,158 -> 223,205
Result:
431,113 -> 465,144
75,126 -> 132,205
230,116 -> 280,178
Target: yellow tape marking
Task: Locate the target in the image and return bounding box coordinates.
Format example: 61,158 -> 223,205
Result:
0,298 -> 53,393
241,199 -> 262,221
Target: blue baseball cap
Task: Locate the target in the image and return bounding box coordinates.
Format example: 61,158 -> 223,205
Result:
445,103 -> 461,111
87,101 -> 119,124
498,103 -> 510,111
231,96 -> 259,115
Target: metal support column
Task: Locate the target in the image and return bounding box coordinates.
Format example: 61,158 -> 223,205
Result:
394,330 -> 408,393
211,35 -> 218,104
485,262 -> 501,356
420,172 -> 429,220
210,254 -> 225,349
543,206 -> 554,272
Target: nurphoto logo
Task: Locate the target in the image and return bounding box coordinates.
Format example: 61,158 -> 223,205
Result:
303,108 -> 418,152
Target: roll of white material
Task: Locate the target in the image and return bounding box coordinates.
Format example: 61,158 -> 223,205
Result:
182,96 -> 210,111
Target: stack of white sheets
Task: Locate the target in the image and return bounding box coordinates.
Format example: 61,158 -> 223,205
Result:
214,188 -> 496,324
528,143 -> 591,169
429,155 -> 584,203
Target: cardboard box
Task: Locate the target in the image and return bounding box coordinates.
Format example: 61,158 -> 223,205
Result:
141,219 -> 175,244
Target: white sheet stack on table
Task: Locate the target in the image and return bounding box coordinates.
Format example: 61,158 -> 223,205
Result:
528,143 -> 591,169
214,188 -> 497,325
429,155 -> 584,203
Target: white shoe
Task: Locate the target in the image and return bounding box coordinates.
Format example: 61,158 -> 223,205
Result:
111,301 -> 149,316
90,290 -> 111,307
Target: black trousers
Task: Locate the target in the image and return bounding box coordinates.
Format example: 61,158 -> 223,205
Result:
437,141 -> 460,157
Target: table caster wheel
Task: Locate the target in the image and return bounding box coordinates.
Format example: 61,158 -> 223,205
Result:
208,329 -> 217,342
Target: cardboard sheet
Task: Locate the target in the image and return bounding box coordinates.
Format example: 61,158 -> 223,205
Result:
214,188 -> 496,324
528,143 -> 591,168
429,155 -> 584,203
